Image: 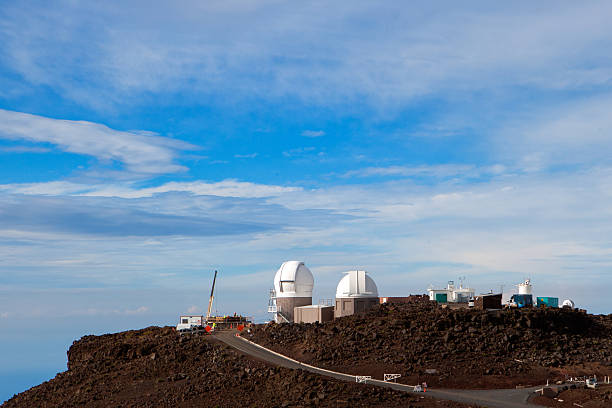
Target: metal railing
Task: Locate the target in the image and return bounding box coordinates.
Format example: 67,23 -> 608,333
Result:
318,298 -> 333,306
276,310 -> 291,323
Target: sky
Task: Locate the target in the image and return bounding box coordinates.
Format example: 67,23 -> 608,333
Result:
2,0 -> 612,402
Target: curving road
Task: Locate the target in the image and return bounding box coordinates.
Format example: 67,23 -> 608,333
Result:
213,330 -> 542,408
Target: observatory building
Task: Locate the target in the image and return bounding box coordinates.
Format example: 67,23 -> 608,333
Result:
335,270 -> 379,318
268,261 -> 314,323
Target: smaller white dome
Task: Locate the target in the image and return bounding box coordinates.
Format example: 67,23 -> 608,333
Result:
273,261 -> 314,298
562,299 -> 575,309
336,270 -> 378,298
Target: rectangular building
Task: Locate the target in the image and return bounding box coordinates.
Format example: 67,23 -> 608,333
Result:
474,293 -> 502,310
294,305 -> 334,323
334,297 -> 379,318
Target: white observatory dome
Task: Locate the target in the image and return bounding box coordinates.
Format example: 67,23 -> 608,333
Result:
273,261 -> 314,298
562,299 -> 575,309
335,270 -> 378,298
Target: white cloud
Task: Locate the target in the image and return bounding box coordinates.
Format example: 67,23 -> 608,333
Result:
3,2 -> 611,107
0,179 -> 301,199
301,130 -> 325,138
341,164 -> 477,179
187,305 -> 201,314
107,180 -> 300,198
234,153 -> 258,158
123,306 -> 149,315
1,168 -> 612,314
495,97 -> 612,169
0,312 -> 8,319
0,181 -> 83,196
0,109 -> 195,174
282,147 -> 316,158
0,145 -> 51,153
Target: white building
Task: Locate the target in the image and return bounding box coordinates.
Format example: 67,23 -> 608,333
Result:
428,280 -> 475,303
268,261 -> 314,323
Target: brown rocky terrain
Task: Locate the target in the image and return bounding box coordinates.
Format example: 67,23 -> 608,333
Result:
1,326 -> 474,408
530,383 -> 612,407
247,302 -> 612,391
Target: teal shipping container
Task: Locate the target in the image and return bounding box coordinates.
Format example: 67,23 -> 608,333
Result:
435,293 -> 448,303
537,297 -> 559,308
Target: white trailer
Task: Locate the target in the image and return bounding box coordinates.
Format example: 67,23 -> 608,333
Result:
176,315 -> 204,332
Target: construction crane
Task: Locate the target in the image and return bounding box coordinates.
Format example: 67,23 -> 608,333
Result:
205,270 -> 218,324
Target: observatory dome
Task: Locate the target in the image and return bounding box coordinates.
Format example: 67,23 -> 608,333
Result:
335,270 -> 378,298
562,299 -> 575,309
273,261 -> 314,298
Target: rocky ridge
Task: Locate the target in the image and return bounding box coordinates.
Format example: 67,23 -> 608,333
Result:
2,326 -> 470,408
248,302 -> 612,389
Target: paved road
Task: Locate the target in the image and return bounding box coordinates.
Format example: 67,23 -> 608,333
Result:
214,330 -> 542,408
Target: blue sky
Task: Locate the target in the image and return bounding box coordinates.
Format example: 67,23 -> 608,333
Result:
2,0 -> 612,402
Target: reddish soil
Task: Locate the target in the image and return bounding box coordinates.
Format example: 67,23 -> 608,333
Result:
1,326 -> 476,408
248,302 -> 612,390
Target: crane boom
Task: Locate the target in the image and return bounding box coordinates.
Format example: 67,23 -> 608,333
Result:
205,270 -> 217,323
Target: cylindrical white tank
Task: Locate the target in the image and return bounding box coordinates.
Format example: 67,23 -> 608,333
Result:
518,279 -> 532,295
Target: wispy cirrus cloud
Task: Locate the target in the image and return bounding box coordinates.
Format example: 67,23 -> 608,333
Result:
3,2 -> 612,107
0,179 -> 301,199
341,164 -> 507,180
494,96 -> 612,170
282,146 -> 316,158
0,109 -> 195,174
234,153 -> 258,159
0,145 -> 51,153
0,194 -> 269,237
301,130 -> 325,138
